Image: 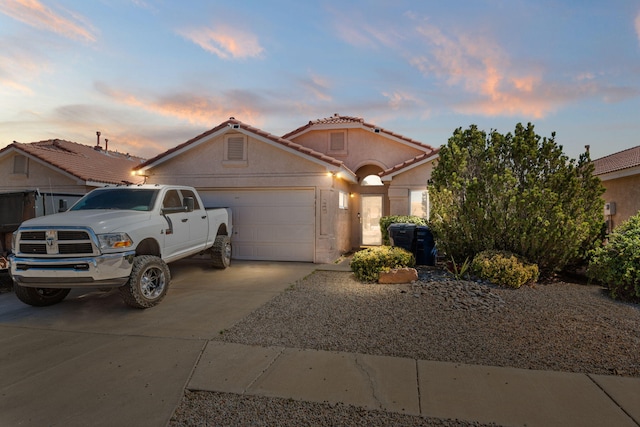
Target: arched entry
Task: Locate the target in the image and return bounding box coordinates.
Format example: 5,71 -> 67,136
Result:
354,165 -> 386,246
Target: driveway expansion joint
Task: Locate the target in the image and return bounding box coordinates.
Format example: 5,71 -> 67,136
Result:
587,374 -> 640,426
243,346 -> 286,395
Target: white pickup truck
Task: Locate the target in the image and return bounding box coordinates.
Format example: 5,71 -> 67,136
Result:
9,184 -> 231,308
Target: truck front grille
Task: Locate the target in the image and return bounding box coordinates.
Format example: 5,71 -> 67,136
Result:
58,231 -> 90,241
20,243 -> 47,254
17,228 -> 98,256
21,231 -> 46,240
58,243 -> 94,254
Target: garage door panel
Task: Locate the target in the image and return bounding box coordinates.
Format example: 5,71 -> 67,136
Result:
237,206 -> 314,224
199,189 -> 315,262
255,243 -> 314,261
256,225 -> 314,242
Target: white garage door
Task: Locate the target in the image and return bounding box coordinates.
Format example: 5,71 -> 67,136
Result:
199,189 -> 315,262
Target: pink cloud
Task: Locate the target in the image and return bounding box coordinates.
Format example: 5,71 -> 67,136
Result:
330,8 -> 403,49
94,82 -> 264,127
0,47 -> 49,94
298,73 -> 332,102
411,22 -> 556,118
635,12 -> 640,45
178,24 -> 264,59
0,0 -> 96,42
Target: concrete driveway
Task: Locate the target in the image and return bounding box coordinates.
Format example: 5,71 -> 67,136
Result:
0,259 -> 316,427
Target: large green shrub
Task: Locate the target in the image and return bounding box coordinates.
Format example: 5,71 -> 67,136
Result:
351,246 -> 415,282
429,123 -> 605,277
380,215 -> 427,245
471,250 -> 539,289
588,213 -> 640,302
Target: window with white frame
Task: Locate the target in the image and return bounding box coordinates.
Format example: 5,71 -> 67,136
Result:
410,189 -> 429,218
13,154 -> 28,174
224,134 -> 247,165
339,191 -> 349,209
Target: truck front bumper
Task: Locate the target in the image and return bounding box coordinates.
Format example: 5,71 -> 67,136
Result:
9,251 -> 136,288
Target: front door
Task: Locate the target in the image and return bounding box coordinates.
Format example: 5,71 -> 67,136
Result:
361,194 -> 383,245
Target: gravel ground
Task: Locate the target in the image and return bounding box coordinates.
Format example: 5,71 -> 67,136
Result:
171,267 -> 640,426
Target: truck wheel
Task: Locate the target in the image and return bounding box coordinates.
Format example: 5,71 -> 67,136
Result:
119,255 -> 170,309
14,285 -> 70,307
210,235 -> 231,269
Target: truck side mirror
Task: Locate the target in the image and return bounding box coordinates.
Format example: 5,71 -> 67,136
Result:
58,199 -> 68,212
183,197 -> 194,212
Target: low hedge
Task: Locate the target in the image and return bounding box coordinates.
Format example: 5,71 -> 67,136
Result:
351,246 -> 415,282
588,213 -> 640,302
471,250 -> 539,289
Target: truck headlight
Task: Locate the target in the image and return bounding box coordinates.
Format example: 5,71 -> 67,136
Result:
98,233 -> 133,250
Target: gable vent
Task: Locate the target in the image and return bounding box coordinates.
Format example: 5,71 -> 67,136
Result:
330,132 -> 345,151
227,136 -> 245,160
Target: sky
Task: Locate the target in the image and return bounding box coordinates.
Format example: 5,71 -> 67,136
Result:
1,0 -> 639,161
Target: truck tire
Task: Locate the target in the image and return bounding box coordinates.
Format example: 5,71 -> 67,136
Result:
119,255 -> 170,309
210,235 -> 231,269
14,285 -> 70,307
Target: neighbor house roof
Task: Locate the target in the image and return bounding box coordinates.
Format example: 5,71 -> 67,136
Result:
282,113 -> 438,154
135,118 -> 357,182
0,139 -> 145,185
593,145 -> 640,176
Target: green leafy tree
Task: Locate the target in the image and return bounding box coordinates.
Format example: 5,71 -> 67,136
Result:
429,123 -> 605,276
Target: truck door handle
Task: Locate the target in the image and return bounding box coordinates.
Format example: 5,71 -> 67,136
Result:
181,218 -> 188,223
201,216 -> 206,219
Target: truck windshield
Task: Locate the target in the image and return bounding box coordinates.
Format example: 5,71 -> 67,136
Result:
70,189 -> 159,211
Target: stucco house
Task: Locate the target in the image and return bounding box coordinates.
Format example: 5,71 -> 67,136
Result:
0,139 -> 145,255
593,145 -> 640,231
134,114 -> 439,263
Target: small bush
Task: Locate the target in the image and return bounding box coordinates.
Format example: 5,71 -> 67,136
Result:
380,215 -> 427,245
588,213 -> 640,302
351,246 -> 415,282
471,250 -> 539,289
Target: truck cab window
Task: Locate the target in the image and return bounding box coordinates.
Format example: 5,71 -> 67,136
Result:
162,190 -> 182,209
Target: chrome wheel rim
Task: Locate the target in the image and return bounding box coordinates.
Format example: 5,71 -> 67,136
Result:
140,266 -> 166,300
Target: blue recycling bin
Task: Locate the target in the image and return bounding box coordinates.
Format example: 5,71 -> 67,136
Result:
415,225 -> 437,266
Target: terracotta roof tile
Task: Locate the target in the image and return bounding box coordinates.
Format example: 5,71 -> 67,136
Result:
1,139 -> 145,185
593,145 -> 640,175
282,113 -> 437,152
379,150 -> 440,178
136,118 -> 347,170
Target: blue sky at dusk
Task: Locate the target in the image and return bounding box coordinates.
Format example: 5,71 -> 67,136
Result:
1,0 -> 639,160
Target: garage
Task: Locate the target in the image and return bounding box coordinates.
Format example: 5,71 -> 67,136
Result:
199,189 -> 316,262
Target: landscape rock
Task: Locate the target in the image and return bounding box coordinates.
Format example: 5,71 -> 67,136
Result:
378,267 -> 418,284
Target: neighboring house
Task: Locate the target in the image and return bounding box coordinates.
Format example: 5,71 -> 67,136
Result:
593,145 -> 640,232
134,114 -> 439,263
0,139 -> 145,254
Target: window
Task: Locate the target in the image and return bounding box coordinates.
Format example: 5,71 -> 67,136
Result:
328,131 -> 347,155
339,191 -> 349,209
162,190 -> 182,209
13,155 -> 28,174
410,190 -> 429,218
224,135 -> 247,165
361,174 -> 383,186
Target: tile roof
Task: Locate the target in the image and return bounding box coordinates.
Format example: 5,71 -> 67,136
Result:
0,139 -> 145,185
136,118 -> 347,170
593,145 -> 640,176
282,113 -> 438,153
379,151 -> 439,178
